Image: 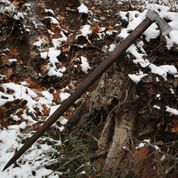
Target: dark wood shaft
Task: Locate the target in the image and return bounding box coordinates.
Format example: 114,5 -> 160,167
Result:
3,17 -> 153,171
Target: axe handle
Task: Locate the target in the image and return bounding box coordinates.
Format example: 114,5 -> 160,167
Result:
3,17 -> 153,171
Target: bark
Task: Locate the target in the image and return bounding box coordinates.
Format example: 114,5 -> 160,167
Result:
66,49 -> 177,176
66,59 -> 141,174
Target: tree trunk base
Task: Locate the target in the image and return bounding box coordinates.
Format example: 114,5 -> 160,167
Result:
66,61 -> 140,175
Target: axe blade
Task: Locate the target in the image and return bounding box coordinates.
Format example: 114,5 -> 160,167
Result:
146,9 -> 173,35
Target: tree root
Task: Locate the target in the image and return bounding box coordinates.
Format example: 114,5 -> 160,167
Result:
90,150 -> 108,160
66,63 -> 139,175
102,101 -> 137,174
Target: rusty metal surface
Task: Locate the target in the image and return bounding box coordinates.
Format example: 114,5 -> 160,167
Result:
3,17 -> 153,171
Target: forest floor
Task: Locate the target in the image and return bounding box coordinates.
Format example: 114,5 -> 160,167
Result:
0,0 -> 178,177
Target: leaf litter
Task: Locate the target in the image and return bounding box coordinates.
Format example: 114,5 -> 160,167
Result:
0,0 -> 178,177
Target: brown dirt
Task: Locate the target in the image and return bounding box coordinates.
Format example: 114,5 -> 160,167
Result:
1,0 -> 178,177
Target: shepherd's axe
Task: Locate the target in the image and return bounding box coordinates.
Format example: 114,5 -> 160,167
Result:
2,9 -> 173,171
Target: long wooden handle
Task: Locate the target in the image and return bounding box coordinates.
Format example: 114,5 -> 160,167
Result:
3,16 -> 153,171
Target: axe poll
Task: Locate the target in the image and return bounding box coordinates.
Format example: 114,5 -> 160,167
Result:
2,9 -> 172,171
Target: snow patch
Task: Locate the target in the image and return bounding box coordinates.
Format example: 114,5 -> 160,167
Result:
166,106 -> 178,115
60,92 -> 70,102
108,44 -> 116,52
128,71 -> 147,83
153,105 -> 161,109
149,64 -> 177,80
80,56 -> 90,73
78,3 -> 88,14
76,25 -> 92,44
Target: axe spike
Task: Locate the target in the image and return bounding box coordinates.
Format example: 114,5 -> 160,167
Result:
2,9 -> 172,171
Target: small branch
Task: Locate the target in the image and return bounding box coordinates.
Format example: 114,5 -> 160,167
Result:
90,150 -> 108,160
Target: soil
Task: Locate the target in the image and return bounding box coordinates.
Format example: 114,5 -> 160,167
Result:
1,0 -> 178,177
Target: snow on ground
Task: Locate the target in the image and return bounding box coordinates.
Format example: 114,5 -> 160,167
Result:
166,106 -> 178,115
80,56 -> 91,73
0,0 -> 178,177
117,5 -> 178,82
78,3 -> 89,14
0,124 -> 63,178
0,81 -> 67,177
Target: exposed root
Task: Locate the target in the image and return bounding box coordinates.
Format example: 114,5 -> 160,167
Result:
97,90 -> 128,151
66,63 -> 140,175
102,101 -> 137,174
90,150 -> 108,160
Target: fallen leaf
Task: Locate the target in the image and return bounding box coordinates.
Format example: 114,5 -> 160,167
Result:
62,25 -> 69,31
37,3 -> 46,9
156,140 -> 163,145
173,79 -> 178,88
50,23 -> 62,38
108,26 -> 114,31
132,147 -> 149,159
57,15 -> 65,21
94,9 -> 101,13
1,68 -> 12,79
9,45 -> 19,56
55,8 -> 60,15
1,55 -> 10,63
62,45 -> 70,53
53,90 -> 61,104
102,46 -> 108,52
34,35 -> 49,46
2,118 -> 8,123
157,122 -> 161,128
42,104 -> 50,116
89,23 -> 99,38
12,0 -> 20,9
82,93 -> 88,99
96,173 -> 101,177
0,106 -> 7,115
171,119 -> 178,133
40,64 -> 48,74
65,7 -> 71,11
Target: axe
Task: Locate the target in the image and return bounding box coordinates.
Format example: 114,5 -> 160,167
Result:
2,9 -> 172,171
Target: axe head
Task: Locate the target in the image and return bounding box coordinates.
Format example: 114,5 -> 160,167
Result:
146,9 -> 173,36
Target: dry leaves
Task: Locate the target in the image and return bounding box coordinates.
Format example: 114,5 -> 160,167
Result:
9,46 -> 19,56
12,0 -> 20,9
90,23 -> 99,38
1,55 -> 10,64
1,68 -> 12,79
171,119 -> 178,133
57,15 -> 65,21
132,146 -> 149,159
37,3 -> 46,9
50,23 -> 62,38
0,106 -> 7,115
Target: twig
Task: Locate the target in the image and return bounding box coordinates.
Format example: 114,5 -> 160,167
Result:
90,150 -> 108,160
